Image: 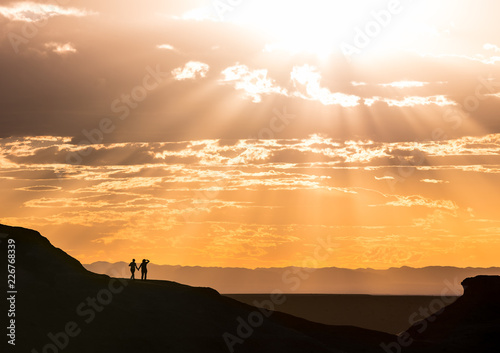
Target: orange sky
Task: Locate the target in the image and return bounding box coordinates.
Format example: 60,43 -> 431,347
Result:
1,0 -> 500,269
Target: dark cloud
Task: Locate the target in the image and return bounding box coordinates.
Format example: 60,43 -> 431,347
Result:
1,0 -> 500,145
5,144 -> 200,165
17,185 -> 61,191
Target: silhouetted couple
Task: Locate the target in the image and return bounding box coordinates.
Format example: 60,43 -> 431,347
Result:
129,259 -> 150,280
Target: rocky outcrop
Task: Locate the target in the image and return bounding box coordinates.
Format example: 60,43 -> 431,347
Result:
403,276 -> 500,352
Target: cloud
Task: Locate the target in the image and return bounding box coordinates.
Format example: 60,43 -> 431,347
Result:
221,64 -> 287,103
420,179 -> 449,184
156,44 -> 175,51
1,132 -> 499,267
380,81 -> 429,88
178,7 -> 214,21
375,176 -> 395,181
1,13 -> 499,143
383,196 -> 458,211
4,133 -> 500,168
363,97 -> 379,107
16,185 -> 61,192
172,61 -> 210,80
0,2 -> 95,22
291,65 -> 360,107
420,52 -> 500,65
45,42 -> 77,55
371,95 -> 456,107
220,64 -> 361,106
484,43 -> 500,53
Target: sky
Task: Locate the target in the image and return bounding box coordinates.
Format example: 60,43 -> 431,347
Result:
1,0 -> 500,269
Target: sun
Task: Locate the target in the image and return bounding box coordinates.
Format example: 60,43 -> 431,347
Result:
220,0 -> 440,59
226,0 -> 363,58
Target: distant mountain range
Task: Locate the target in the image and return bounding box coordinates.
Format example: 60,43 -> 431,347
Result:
85,261 -> 500,295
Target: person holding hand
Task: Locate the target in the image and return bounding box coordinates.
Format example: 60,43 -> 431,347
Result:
129,259 -> 139,280
138,259 -> 150,280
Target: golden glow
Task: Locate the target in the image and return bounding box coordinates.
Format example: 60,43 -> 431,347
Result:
219,0 -> 444,58
230,0 -> 362,57
1,0 -> 500,271
1,135 -> 500,268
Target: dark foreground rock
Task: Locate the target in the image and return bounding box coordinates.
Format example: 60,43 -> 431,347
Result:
1,224 -> 394,353
401,275 -> 500,353
2,223 -> 499,353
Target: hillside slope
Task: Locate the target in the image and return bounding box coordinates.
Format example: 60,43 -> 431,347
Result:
1,224 -> 393,353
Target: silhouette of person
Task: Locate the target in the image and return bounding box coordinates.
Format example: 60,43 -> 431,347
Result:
138,259 -> 150,280
129,259 -> 139,280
